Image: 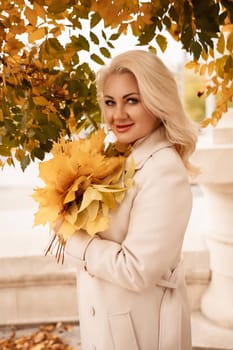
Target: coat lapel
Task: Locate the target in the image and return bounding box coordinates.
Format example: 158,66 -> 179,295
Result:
125,125 -> 172,171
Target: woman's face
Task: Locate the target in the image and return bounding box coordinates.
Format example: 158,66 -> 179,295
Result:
102,72 -> 159,144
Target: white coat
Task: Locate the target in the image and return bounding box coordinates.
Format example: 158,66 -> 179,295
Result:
65,125 -> 193,350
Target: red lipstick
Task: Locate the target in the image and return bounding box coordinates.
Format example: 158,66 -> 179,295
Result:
115,123 -> 134,132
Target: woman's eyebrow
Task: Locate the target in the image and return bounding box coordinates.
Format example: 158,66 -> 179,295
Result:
104,92 -> 140,99
123,92 -> 140,99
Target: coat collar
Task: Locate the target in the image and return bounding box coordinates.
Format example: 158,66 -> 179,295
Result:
126,125 -> 172,171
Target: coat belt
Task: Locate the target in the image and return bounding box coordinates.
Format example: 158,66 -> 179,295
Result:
157,262 -> 184,350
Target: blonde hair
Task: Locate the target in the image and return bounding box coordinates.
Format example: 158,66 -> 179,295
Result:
96,49 -> 199,175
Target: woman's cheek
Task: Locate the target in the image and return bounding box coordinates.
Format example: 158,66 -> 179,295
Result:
104,113 -> 113,127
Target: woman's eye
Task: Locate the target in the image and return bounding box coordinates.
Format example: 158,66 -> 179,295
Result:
104,100 -> 115,106
127,98 -> 138,104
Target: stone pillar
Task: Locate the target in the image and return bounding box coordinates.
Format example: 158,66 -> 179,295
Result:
192,109 -> 233,329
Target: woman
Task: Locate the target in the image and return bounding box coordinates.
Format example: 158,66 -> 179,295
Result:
65,49 -> 198,350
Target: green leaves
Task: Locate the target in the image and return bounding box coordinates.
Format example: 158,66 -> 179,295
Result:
99,47 -> 111,58
70,35 -> 90,51
138,24 -> 156,45
90,12 -> 101,28
156,34 -> 167,52
91,53 -> 105,65
90,31 -> 99,45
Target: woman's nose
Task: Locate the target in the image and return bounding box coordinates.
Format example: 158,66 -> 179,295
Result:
114,104 -> 127,120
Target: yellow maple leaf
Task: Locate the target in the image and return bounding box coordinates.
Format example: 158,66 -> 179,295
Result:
79,186 -> 103,212
63,176 -> 90,204
74,210 -> 89,229
58,219 -> 77,240
87,200 -> 99,222
100,191 -> 117,209
85,215 -> 109,236
65,202 -> 79,225
34,206 -> 59,226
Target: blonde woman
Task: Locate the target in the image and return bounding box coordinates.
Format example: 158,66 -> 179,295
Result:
65,49 -> 198,350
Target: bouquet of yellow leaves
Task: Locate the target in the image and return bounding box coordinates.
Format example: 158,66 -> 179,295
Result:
32,128 -> 134,263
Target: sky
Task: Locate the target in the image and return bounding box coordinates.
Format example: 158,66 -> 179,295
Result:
58,20 -> 187,73
108,30 -> 185,69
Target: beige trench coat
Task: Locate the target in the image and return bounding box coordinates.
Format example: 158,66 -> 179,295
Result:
65,125 -> 193,350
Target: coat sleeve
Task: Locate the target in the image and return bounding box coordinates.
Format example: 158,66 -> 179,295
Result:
65,148 -> 193,292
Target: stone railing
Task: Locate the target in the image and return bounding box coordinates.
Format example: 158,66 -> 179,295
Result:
0,252 -> 210,326
192,109 -> 233,330
0,256 -> 78,325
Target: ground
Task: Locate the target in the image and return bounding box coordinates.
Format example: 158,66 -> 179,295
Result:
0,322 -> 81,350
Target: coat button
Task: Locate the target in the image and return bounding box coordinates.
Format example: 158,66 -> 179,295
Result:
90,306 -> 95,316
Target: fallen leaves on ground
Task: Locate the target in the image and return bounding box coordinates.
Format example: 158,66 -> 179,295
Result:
0,322 -> 76,350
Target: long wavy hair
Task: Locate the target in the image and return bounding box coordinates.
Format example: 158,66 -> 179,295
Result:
96,49 -> 199,175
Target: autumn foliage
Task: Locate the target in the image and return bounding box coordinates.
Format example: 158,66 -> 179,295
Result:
0,323 -> 77,350
0,0 -> 233,169
32,128 -> 134,262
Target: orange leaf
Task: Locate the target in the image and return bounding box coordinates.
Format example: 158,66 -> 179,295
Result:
24,6 -> 38,26
28,27 -> 46,44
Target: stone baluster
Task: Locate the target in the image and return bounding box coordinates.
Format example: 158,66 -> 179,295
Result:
192,109 -> 233,329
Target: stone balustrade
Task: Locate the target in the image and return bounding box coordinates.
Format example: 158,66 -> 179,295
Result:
0,252 -> 209,326
192,109 -> 233,329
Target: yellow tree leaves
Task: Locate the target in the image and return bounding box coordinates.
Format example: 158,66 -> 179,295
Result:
24,6 -> 38,26
5,38 -> 24,55
156,34 -> 167,52
217,32 -> 225,54
91,0 -> 139,28
226,31 -> 233,52
185,27 -> 233,127
28,27 -> 47,44
0,0 -> 233,169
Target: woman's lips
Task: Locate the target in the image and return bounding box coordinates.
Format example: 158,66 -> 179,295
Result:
115,123 -> 134,132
